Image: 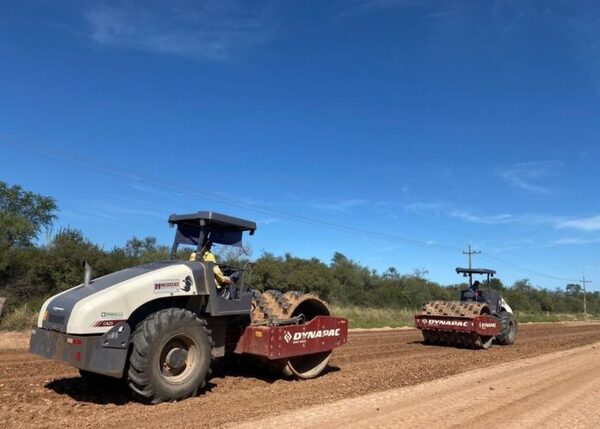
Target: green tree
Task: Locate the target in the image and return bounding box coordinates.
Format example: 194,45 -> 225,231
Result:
566,283 -> 582,296
252,253 -> 286,291
124,236 -> 169,263
0,181 -> 57,247
382,266 -> 400,280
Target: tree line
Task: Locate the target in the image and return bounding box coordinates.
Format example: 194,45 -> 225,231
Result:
0,181 -> 597,319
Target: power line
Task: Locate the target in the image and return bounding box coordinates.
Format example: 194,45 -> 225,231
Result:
0,135 -> 462,252
478,253 -> 579,284
0,134 -> 583,285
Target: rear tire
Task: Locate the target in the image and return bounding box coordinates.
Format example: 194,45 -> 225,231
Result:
496,311 -> 517,345
127,308 -> 212,404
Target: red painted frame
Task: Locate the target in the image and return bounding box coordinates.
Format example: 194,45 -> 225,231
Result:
235,316 -> 348,360
414,314 -> 501,336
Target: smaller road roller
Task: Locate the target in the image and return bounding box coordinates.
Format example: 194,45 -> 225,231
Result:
30,211 -> 347,403
415,268 -> 517,349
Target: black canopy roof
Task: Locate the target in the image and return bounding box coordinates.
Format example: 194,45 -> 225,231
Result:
169,211 -> 256,248
168,211 -> 256,233
456,268 -> 496,276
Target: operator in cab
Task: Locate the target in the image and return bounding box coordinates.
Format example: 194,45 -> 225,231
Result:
464,280 -> 481,300
189,238 -> 233,288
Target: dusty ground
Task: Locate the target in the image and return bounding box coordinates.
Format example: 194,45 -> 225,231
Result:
0,331 -> 29,350
237,342 -> 600,428
1,323 -> 600,428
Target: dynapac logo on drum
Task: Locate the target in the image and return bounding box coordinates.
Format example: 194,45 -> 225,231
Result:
283,328 -> 341,344
154,280 -> 180,294
422,319 -> 469,327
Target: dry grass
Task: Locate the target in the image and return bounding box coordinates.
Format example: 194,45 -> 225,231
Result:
514,312 -> 593,323
331,306 -> 598,329
331,305 -> 416,329
0,302 -> 595,333
0,304 -> 38,331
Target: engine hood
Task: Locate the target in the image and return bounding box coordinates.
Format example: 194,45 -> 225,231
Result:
40,260 -> 187,333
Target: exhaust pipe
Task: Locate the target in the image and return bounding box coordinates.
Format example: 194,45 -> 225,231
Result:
83,261 -> 92,287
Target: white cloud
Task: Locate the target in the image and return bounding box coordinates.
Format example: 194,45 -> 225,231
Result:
557,215 -> 600,232
404,201 -> 449,214
499,161 -> 562,194
404,199 -> 592,233
85,1 -> 277,61
309,199 -> 369,213
551,236 -> 600,245
449,208 -> 600,236
450,210 -> 571,230
450,210 -> 515,224
258,218 -> 280,225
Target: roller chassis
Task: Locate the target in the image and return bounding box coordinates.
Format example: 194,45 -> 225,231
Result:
30,211 -> 348,403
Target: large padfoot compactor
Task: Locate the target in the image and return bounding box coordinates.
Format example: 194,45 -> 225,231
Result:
415,300 -> 501,349
415,268 -> 517,350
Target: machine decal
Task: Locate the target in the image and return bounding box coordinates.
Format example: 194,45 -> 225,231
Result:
91,319 -> 126,328
283,328 -> 341,344
479,322 -> 498,329
421,319 -> 469,327
153,279 -> 180,294
101,311 -> 124,319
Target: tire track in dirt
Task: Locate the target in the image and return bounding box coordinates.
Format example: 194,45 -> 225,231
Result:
1,323 -> 600,428
235,342 -> 600,429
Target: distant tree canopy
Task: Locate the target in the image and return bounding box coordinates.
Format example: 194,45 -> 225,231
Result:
0,181 -> 57,247
124,236 -> 169,262
0,180 -> 598,318
566,283 -> 582,296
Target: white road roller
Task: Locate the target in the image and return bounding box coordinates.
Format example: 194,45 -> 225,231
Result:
30,211 -> 347,403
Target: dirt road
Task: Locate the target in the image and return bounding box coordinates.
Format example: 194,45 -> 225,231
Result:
236,342 -> 600,428
1,323 -> 600,428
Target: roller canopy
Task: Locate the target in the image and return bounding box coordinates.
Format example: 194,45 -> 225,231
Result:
456,268 -> 496,276
174,226 -> 244,247
169,211 -> 256,247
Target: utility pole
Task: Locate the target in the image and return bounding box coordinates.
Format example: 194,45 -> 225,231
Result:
463,243 -> 481,270
580,274 -> 592,319
463,243 -> 481,287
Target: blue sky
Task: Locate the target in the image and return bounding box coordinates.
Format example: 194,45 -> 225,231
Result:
2,0 -> 600,290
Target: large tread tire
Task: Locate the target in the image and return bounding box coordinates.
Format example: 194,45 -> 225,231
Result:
250,289 -> 331,323
496,311 -> 517,345
127,308 -> 212,404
